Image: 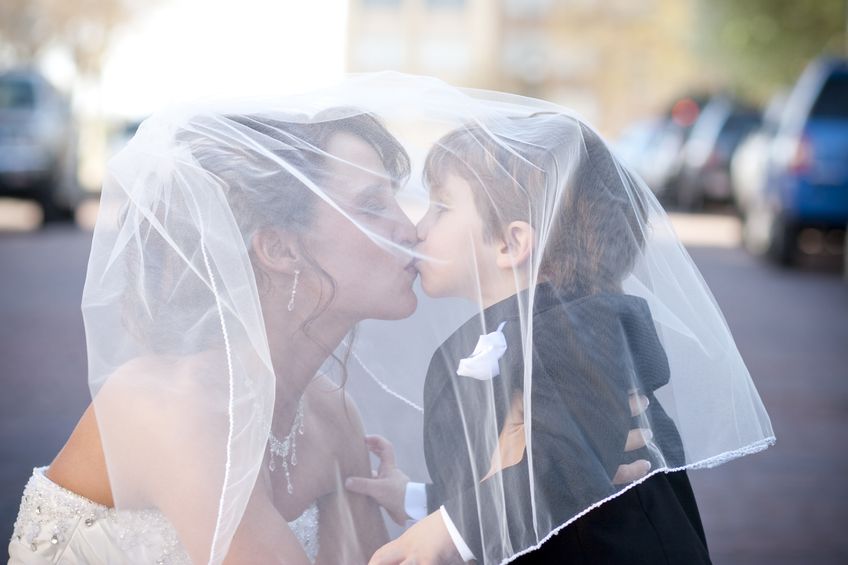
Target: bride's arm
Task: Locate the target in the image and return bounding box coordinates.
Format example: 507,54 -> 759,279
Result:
223,477 -> 312,565
93,361 -> 312,565
313,386 -> 389,564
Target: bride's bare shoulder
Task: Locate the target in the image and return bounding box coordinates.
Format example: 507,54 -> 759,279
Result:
43,355 -> 184,506
98,350 -> 233,441
48,352 -> 235,506
95,351 -> 237,424
45,403 -> 113,506
101,350 -> 229,394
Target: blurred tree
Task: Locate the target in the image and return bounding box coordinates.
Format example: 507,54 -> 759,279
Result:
0,0 -> 147,78
696,0 -> 847,100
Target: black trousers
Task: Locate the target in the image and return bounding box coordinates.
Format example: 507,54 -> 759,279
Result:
510,471 -> 711,565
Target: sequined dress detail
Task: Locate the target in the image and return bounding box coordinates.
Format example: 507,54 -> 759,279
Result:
8,467 -> 320,564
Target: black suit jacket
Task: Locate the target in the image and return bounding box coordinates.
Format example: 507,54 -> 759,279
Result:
422,284 -> 710,564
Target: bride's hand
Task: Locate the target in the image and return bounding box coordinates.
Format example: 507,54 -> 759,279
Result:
344,435 -> 410,526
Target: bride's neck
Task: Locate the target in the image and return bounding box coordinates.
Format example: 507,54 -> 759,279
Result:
265,306 -> 353,433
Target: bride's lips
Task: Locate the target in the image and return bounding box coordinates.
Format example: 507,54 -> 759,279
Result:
404,258 -> 418,278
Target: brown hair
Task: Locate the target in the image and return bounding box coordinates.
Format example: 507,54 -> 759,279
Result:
423,112 -> 647,297
123,109 -> 410,371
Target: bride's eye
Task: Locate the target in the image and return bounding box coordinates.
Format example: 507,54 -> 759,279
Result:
358,196 -> 388,217
356,184 -> 394,217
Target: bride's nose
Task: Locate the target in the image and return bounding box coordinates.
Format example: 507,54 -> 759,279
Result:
392,208 -> 419,249
397,223 -> 419,251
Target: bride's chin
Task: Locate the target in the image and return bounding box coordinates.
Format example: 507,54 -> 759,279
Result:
399,292 -> 418,317
384,291 -> 418,320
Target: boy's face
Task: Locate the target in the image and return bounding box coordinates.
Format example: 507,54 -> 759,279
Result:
415,172 -> 501,301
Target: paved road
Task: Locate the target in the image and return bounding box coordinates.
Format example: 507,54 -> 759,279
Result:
1,217 -> 846,563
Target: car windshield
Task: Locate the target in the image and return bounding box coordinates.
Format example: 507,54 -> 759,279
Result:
0,79 -> 35,110
810,72 -> 848,120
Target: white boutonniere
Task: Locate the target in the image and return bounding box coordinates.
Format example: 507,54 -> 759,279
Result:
456,321 -> 508,381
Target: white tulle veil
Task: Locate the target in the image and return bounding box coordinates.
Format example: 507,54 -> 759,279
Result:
82,72 -> 774,564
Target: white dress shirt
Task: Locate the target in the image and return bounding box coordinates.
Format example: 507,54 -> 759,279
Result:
404,482 -> 475,562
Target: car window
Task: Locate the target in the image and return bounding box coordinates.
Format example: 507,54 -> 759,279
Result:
810,73 -> 848,120
712,114 -> 758,154
0,80 -> 35,110
719,115 -> 759,141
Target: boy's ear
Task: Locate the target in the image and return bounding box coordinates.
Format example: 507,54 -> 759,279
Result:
250,227 -> 301,275
495,221 -> 534,271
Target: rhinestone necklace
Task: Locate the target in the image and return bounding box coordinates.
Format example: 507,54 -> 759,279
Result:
268,397 -> 305,494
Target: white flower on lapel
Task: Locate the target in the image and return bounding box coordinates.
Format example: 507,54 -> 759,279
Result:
456,321 -> 508,380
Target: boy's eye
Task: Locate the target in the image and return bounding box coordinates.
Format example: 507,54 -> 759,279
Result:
432,201 -> 450,215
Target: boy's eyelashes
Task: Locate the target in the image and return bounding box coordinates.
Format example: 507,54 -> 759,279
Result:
431,201 -> 451,214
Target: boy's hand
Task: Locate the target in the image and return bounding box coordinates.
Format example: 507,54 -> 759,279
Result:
368,510 -> 466,565
345,435 -> 410,525
614,391 -> 652,484
483,391 -> 654,484
350,393 -> 653,524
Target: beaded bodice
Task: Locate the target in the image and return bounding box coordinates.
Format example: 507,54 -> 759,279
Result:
8,467 -> 319,564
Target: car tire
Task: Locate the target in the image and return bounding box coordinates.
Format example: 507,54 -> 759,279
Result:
676,178 -> 704,212
36,177 -> 71,224
765,214 -> 798,266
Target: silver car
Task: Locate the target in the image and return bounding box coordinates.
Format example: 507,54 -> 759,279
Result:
0,69 -> 78,221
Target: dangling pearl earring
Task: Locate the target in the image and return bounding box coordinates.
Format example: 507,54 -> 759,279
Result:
287,270 -> 300,312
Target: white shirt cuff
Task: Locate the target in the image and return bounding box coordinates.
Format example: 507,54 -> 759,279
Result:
439,505 -> 476,562
403,482 -> 428,522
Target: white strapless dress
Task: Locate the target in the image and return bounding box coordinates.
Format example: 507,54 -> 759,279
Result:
8,467 -> 320,564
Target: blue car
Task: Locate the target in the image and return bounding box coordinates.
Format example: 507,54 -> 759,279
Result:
744,57 -> 848,265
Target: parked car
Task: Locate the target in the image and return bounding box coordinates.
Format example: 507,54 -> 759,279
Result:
731,92 -> 787,216
649,95 -> 709,202
0,68 -> 78,221
614,95 -> 709,202
744,57 -> 848,265
613,118 -> 665,192
675,95 -> 761,210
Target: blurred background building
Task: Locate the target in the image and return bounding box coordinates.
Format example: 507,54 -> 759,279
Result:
347,0 -> 704,134
1,0 -> 845,221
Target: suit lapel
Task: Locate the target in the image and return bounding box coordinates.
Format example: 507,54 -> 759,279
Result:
424,282 -> 563,407
422,283 -> 568,492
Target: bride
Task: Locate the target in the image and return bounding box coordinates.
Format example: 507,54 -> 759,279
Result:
9,108 -> 421,564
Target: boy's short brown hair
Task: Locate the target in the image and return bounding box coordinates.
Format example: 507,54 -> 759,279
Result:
423,112 -> 647,296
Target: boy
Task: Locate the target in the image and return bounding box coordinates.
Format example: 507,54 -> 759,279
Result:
349,114 -> 710,564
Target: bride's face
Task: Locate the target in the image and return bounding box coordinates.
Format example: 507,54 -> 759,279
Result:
301,131 -> 419,321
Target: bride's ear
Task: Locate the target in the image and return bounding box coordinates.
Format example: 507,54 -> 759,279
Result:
250,227 -> 301,275
495,221 -> 534,271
